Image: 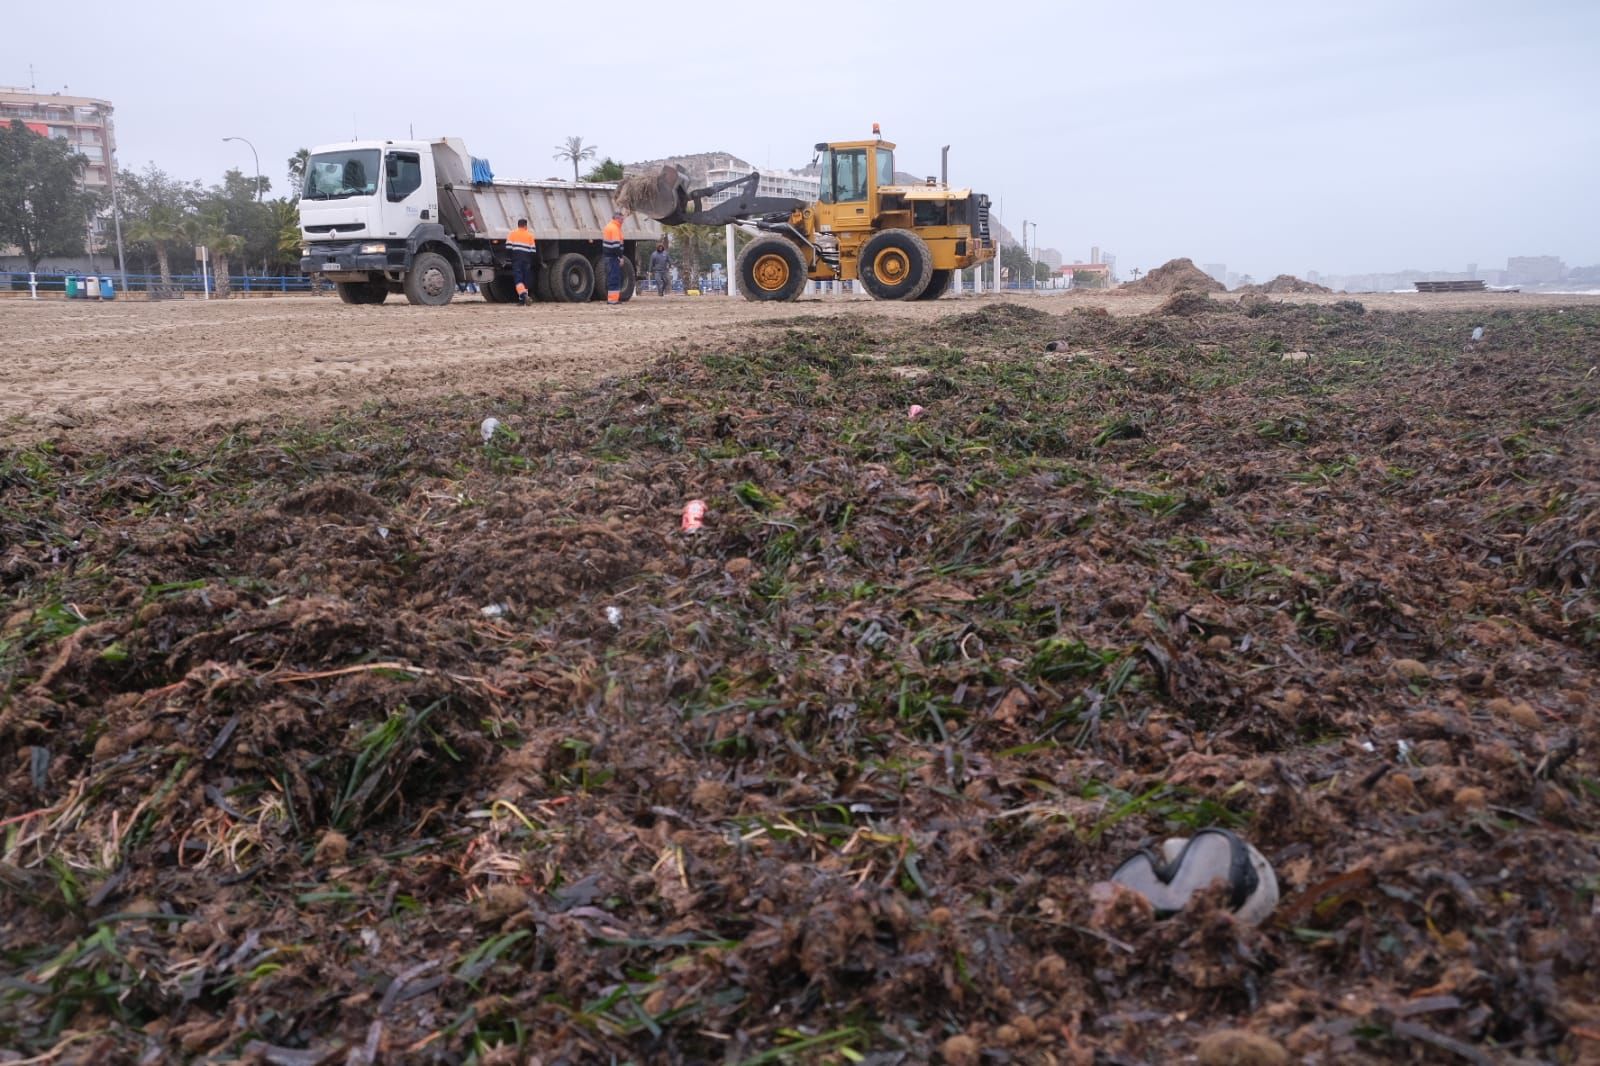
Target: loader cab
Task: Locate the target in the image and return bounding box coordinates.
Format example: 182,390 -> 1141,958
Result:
815,139 -> 894,233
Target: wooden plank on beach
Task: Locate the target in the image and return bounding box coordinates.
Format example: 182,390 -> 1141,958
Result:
1415,280 -> 1488,293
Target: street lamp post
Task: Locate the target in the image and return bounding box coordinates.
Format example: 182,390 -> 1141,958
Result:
1021,218 -> 1027,292
1023,221 -> 1038,289
222,136 -> 262,201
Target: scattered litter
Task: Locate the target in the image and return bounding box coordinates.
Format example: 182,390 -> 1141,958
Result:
908,404 -> 926,421
681,499 -> 707,533
376,526 -> 389,539
1045,341 -> 1064,352
1471,326 -> 1485,342
1397,738 -> 1414,762
1109,828 -> 1279,924
1280,351 -> 1311,362
479,603 -> 507,619
605,606 -> 622,628
479,417 -> 501,443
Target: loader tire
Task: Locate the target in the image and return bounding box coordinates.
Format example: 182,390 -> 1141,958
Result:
736,236 -> 808,302
916,269 -> 952,301
859,229 -> 933,301
551,253 -> 595,302
404,251 -> 455,306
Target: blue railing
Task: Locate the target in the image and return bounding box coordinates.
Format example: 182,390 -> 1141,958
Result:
2,271 -> 323,296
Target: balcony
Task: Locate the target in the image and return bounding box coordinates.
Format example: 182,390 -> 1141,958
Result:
0,107 -> 109,125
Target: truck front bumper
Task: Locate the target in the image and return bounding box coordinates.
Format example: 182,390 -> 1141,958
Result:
301,241 -> 394,279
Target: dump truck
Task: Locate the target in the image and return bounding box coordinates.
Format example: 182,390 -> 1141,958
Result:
619,128 -> 994,301
298,137 -> 661,306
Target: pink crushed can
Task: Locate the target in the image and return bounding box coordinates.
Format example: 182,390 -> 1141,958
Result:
681,499 -> 707,532
908,404 -> 926,421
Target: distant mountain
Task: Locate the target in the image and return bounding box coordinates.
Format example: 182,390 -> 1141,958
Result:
623,151 -> 751,187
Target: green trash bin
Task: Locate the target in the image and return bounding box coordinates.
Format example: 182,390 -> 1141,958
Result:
64,274 -> 80,298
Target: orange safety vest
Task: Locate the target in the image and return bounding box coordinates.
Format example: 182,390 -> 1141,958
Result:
506,225 -> 537,254
602,218 -> 624,258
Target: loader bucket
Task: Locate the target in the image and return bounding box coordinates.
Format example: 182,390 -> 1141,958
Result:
616,165 -> 687,222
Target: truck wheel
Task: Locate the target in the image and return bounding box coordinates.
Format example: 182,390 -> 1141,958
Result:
551,253 -> 594,302
915,269 -> 952,301
404,251 -> 455,306
482,275 -> 516,303
336,280 -> 386,304
534,263 -> 554,302
589,258 -> 637,301
736,236 -> 808,302
859,229 -> 933,301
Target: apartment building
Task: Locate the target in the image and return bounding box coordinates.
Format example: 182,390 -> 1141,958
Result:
703,157 -> 820,204
1,89 -> 119,272
1,89 -> 117,187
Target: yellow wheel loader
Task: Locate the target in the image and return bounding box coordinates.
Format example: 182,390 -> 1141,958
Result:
620,130 -> 994,302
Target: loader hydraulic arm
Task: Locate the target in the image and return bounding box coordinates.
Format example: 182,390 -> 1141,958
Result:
652,171 -> 807,227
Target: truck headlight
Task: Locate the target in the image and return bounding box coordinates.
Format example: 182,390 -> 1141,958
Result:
359,242 -> 387,254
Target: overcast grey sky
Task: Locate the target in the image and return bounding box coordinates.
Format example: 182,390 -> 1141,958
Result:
5,1 -> 1596,279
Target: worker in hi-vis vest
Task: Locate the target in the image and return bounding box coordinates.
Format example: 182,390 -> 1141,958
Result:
506,218 -> 537,305
602,211 -> 626,306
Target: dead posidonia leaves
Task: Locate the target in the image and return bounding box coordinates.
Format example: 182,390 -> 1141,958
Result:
1,301 -> 1597,1062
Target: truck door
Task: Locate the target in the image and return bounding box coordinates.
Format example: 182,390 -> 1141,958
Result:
382,150 -> 436,236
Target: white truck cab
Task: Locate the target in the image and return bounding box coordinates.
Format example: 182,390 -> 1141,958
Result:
299,140 -> 439,246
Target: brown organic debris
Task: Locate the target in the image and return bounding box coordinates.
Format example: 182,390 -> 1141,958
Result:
1121,257 -> 1226,294
1,300 -> 1596,1064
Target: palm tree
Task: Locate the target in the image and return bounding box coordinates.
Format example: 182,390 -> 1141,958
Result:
553,136 -> 596,183
268,199 -> 302,273
287,148 -> 311,198
209,233 -> 247,297
665,224 -> 727,290
185,210 -> 245,297
581,157 -> 624,182
125,203 -> 187,290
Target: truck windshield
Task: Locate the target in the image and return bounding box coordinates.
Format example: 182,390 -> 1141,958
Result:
302,149 -> 380,200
